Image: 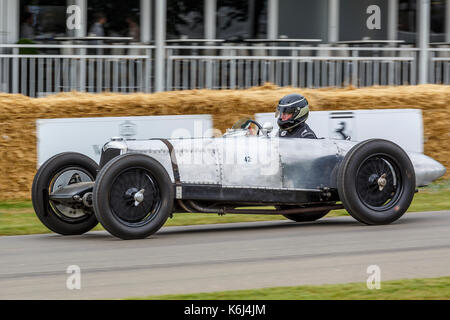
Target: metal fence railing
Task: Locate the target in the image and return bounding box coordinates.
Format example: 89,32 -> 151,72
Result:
166,45 -> 421,90
0,44 -> 155,96
0,43 -> 449,97
166,46 -> 418,90
429,47 -> 450,85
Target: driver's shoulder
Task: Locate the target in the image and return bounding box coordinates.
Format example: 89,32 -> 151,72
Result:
290,124 -> 317,139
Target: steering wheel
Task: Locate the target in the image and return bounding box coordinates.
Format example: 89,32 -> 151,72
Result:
240,119 -> 263,132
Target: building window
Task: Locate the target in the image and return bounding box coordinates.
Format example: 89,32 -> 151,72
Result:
20,0 -> 67,41
217,0 -> 267,40
87,0 -> 140,41
398,0 -> 446,43
167,0 -> 204,39
430,0 -> 445,35
398,0 -> 416,34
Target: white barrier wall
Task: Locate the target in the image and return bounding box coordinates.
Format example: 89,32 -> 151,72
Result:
37,114 -> 214,166
256,109 -> 424,153
37,110 -> 423,167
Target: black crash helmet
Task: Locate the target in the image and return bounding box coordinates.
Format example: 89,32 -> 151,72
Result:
276,93 -> 310,130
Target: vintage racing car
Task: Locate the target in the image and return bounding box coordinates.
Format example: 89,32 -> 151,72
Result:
32,119 -> 446,239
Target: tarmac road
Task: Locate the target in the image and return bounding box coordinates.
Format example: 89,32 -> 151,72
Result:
0,210 -> 449,299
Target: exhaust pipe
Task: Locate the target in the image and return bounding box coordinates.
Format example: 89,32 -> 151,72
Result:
184,200 -> 343,215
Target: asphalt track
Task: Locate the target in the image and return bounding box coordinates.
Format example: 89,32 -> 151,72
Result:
0,210 -> 449,299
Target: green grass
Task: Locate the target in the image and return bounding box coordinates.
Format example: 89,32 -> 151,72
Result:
129,276 -> 450,300
0,179 -> 449,236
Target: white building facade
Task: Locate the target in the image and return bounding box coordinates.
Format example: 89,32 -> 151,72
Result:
0,0 -> 449,95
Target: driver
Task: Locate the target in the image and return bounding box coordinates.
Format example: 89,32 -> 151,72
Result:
276,93 -> 317,139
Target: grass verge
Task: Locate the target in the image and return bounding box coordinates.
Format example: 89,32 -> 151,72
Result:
0,179 -> 449,236
128,276 -> 450,300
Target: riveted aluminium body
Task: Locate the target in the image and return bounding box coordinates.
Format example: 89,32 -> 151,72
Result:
105,137 -> 445,191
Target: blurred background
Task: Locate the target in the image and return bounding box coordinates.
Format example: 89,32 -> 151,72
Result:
0,1 -> 448,301
0,1 -> 448,203
0,0 -> 448,95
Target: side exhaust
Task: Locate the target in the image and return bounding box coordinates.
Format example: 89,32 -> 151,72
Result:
181,200 -> 344,215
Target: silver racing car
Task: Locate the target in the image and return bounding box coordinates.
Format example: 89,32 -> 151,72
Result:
32,118 -> 446,239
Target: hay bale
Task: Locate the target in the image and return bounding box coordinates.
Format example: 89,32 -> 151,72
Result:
0,84 -> 448,200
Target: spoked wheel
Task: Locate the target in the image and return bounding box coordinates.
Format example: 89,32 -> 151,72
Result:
93,153 -> 174,240
109,167 -> 162,227
337,139 -> 416,225
356,156 -> 401,210
31,153 -> 99,235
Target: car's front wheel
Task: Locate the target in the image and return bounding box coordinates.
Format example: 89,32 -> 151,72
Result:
93,153 -> 174,240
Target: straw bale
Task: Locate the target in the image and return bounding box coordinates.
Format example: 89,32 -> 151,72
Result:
0,84 -> 448,200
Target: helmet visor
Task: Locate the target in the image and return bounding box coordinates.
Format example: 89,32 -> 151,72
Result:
275,105 -> 298,118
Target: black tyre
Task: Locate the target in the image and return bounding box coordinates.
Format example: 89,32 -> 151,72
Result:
283,210 -> 330,222
93,153 -> 174,240
31,152 -> 99,235
337,139 -> 416,225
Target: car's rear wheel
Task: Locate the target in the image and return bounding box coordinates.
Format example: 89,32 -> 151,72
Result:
337,139 -> 415,225
93,153 -> 174,240
31,152 -> 99,235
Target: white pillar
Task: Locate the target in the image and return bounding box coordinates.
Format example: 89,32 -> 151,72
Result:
6,0 -> 20,94
328,0 -> 339,42
204,0 -> 216,39
3,0 -> 20,43
0,0 -> 7,44
10,0 -> 20,43
417,0 -> 430,84
388,0 -> 398,40
141,0 -> 152,42
73,0 -> 87,92
74,0 -> 87,37
267,0 -> 278,39
155,0 -> 166,92
446,0 -> 450,42
204,0 -> 216,89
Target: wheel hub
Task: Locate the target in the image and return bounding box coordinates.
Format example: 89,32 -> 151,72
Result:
377,173 -> 387,191
133,189 -> 145,206
368,173 -> 379,185
110,168 -> 161,224
49,169 -> 94,219
356,156 -> 399,209
124,188 -> 148,207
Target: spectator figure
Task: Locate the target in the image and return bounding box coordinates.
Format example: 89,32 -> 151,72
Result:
89,12 -> 107,54
126,16 -> 140,42
20,12 -> 35,40
89,12 -> 107,37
